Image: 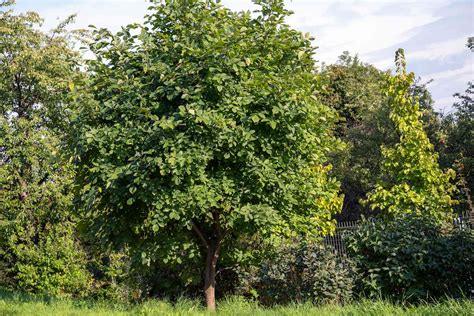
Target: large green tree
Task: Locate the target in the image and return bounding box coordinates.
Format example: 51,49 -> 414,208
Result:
0,1 -> 91,296
71,0 -> 342,309
363,49 -> 456,221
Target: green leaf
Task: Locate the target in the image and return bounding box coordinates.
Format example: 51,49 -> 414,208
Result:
251,115 -> 260,123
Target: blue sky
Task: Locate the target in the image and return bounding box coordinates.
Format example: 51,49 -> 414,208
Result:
13,0 -> 474,113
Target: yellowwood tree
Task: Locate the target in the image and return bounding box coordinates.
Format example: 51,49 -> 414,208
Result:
364,49 -> 457,221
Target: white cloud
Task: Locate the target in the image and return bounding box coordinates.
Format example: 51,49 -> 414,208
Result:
15,0 -> 148,31
14,0 -> 472,111
426,60 -> 473,85
316,14 -> 437,64
423,60 -> 473,111
246,0 -> 447,66
373,37 -> 469,69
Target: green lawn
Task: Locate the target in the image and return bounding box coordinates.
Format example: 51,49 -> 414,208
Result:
1,289 -> 473,316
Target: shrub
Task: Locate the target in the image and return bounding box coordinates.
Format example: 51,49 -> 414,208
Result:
240,242 -> 356,305
346,215 -> 474,301
0,121 -> 92,297
87,247 -> 206,302
86,251 -> 146,302
0,220 -> 91,297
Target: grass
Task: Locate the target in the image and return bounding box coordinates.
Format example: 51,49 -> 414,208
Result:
0,289 -> 473,316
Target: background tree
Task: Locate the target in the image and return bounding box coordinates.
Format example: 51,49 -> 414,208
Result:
438,39 -> 474,218
363,49 -> 456,221
0,1 -> 91,296
467,36 -> 474,51
320,51 -> 387,138
409,78 -> 444,149
71,0 -> 342,309
319,52 -> 391,221
440,82 -> 474,217
320,52 -> 444,221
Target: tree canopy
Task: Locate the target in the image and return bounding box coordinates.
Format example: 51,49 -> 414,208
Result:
441,82 -> 474,217
70,0 -> 342,309
0,1 -> 90,296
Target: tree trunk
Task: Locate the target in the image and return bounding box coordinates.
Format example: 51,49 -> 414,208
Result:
204,241 -> 220,311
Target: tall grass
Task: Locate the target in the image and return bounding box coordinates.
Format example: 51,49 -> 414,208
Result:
0,289 -> 473,315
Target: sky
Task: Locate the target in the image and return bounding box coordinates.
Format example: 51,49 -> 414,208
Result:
12,0 -> 474,113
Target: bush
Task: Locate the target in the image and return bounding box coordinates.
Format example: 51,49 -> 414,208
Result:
0,220 -> 91,298
86,251 -> 147,302
346,215 -> 474,301
87,247 -> 207,302
239,242 -> 356,305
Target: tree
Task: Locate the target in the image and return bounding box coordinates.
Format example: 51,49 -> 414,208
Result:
0,1 -> 91,296
321,52 -> 444,221
320,52 -> 390,220
441,82 -> 474,217
363,49 -> 457,221
438,38 -> 474,218
467,36 -> 474,51
70,0 -> 342,309
320,51 -> 387,138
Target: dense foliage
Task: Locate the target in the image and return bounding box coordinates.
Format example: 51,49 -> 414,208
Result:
441,82 -> 474,216
321,53 -> 445,221
70,0 -> 342,309
346,215 -> 474,301
320,53 -> 392,220
0,1 -> 91,297
363,50 -> 456,221
239,242 -> 356,305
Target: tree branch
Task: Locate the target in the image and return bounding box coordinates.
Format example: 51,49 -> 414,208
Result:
14,73 -> 24,117
215,265 -> 237,277
191,221 -> 209,248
